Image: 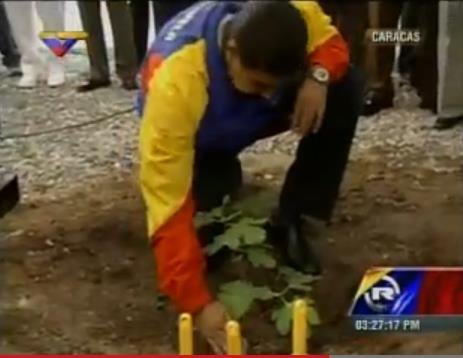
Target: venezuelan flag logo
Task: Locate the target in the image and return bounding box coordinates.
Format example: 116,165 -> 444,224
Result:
39,31 -> 88,58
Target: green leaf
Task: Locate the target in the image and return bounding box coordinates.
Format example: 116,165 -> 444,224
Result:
239,217 -> 268,226
218,233 -> 242,250
251,286 -> 275,300
241,225 -> 266,245
244,247 -> 276,269
216,221 -> 266,248
209,206 -> 225,219
218,281 -> 257,319
205,223 -> 249,255
204,238 -> 226,256
194,212 -> 218,228
307,305 -> 320,326
231,221 -> 267,245
218,281 -> 274,319
271,303 -> 292,336
194,202 -> 231,227
279,266 -> 317,286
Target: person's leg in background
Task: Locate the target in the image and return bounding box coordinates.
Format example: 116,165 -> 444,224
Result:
3,0 -> 43,88
408,1 -> 438,113
0,0 -> 21,76
129,0 -> 150,67
319,2 -> 369,70
36,0 -> 66,87
398,2 -> 421,81
363,1 -> 404,116
77,0 -> 111,92
434,1 -> 462,129
153,1 -> 197,34
106,0 -> 138,90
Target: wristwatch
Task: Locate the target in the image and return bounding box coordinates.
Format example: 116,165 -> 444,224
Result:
308,66 -> 330,85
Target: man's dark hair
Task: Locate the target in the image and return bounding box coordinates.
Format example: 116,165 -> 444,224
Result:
229,1 -> 308,78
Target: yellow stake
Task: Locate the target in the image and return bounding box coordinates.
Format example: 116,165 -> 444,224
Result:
178,313 -> 193,355
226,320 -> 242,355
292,299 -> 307,354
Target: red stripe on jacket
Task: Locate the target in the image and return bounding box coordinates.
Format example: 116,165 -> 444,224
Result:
151,193 -> 212,314
310,33 -> 350,82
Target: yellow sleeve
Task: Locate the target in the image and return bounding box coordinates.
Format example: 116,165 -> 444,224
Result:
138,41 -> 209,237
291,1 -> 339,53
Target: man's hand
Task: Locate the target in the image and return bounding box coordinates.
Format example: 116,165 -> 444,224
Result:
291,78 -> 328,136
195,301 -> 228,354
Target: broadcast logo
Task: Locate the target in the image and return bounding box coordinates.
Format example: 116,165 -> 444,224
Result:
364,274 -> 401,313
39,31 -> 88,58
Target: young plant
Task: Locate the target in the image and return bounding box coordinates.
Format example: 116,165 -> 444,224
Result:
195,198 -> 276,269
194,200 -> 320,336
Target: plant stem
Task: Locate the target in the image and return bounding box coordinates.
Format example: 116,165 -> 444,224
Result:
273,285 -> 291,298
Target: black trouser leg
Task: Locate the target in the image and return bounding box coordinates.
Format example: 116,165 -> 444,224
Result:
279,67 -> 364,223
398,2 -> 424,77
192,151 -> 243,212
192,151 -> 242,268
0,1 -> 20,68
129,0 -> 149,67
78,0 -> 110,81
153,1 -> 197,33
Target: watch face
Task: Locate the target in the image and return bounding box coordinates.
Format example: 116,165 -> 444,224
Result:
313,68 -> 329,83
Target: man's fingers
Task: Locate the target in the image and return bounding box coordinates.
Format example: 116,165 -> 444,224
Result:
206,333 -> 227,354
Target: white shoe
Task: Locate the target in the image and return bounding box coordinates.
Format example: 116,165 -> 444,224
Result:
17,70 -> 38,88
47,59 -> 65,87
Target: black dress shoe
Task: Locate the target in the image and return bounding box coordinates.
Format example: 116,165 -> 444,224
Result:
0,168 -> 20,218
362,87 -> 394,116
6,67 -> 22,77
77,79 -> 111,92
434,115 -> 463,130
121,79 -> 138,91
266,213 -> 322,275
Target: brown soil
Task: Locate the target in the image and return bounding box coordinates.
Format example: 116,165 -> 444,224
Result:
1,154 -> 462,354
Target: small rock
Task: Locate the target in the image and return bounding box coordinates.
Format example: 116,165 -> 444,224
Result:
367,174 -> 385,182
7,230 -> 24,238
45,239 -> 54,247
263,173 -> 274,181
17,296 -> 30,308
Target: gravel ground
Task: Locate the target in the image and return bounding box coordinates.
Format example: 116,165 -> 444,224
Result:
1,52 -> 462,203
